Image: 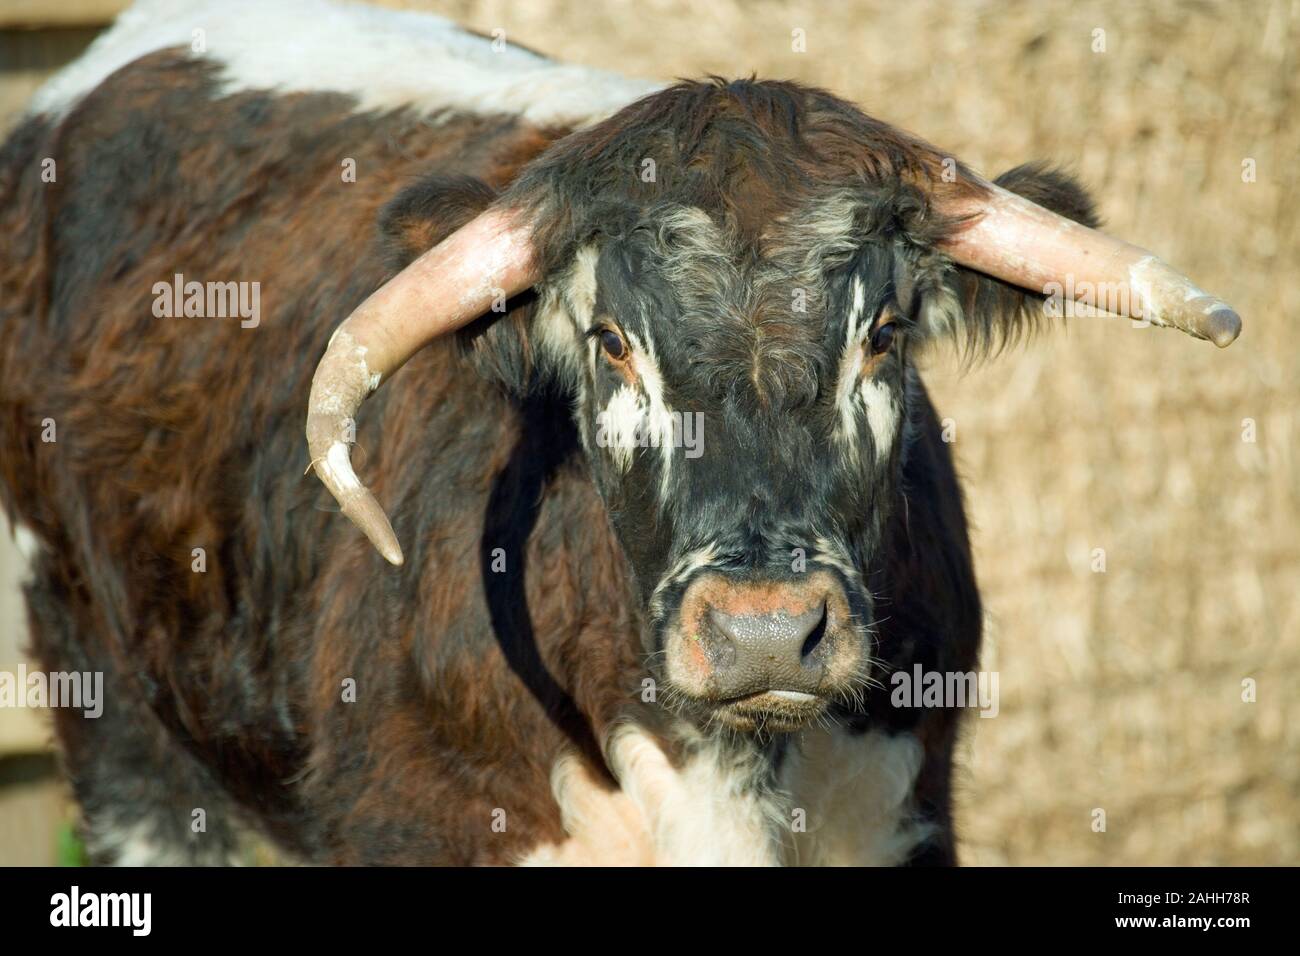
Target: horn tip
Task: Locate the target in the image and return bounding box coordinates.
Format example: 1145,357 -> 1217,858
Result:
1207,306 -> 1242,348
370,528 -> 404,566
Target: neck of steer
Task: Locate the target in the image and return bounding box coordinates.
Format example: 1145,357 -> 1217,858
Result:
521,722 -> 930,866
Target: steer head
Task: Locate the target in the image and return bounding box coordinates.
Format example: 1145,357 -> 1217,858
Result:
306,80 -> 1241,733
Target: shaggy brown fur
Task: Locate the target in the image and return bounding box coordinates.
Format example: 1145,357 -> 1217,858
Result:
0,49 -> 1094,863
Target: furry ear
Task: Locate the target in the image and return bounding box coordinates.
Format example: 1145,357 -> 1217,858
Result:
377,173 -> 551,394
378,173 -> 499,270
911,162 -> 1101,358
991,162 -> 1098,226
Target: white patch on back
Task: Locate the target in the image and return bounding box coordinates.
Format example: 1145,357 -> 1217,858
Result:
29,0 -> 659,126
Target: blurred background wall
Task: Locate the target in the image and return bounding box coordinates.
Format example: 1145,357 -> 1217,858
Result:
0,0 -> 1295,865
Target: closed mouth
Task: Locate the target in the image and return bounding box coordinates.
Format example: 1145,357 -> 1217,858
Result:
762,689 -> 818,703
720,689 -> 821,705
712,688 -> 827,731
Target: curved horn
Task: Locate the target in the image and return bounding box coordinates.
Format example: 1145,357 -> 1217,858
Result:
306,207 -> 538,565
939,178 -> 1241,347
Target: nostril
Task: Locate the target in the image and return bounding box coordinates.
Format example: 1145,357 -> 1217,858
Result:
706,600 -> 829,668
707,608 -> 738,654
799,601 -> 828,661
704,609 -> 739,668
676,575 -> 848,699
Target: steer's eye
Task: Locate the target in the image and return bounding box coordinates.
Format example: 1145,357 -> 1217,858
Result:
870,321 -> 896,355
599,328 -> 627,361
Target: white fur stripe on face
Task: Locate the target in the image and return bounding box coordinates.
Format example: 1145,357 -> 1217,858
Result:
591,327 -> 679,501
834,278 -> 899,461
649,543 -> 721,616
554,247 -> 684,497
668,543 -> 720,585
834,339 -> 867,452
532,286 -> 584,383
848,277 -> 866,341
626,331 -> 677,499
813,536 -> 861,583
566,247 -> 600,325
30,0 -> 659,125
860,377 -> 898,460
555,247 -> 601,381
598,385 -> 643,472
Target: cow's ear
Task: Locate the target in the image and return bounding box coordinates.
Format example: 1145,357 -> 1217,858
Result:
377,173 -> 566,396
989,162 -> 1098,226
378,173 -> 499,270
912,163 -> 1100,358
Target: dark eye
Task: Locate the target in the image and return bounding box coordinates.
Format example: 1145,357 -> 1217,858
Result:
600,329 -> 627,361
870,321 -> 896,355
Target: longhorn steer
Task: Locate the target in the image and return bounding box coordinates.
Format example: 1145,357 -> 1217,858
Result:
0,0 -> 1239,865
